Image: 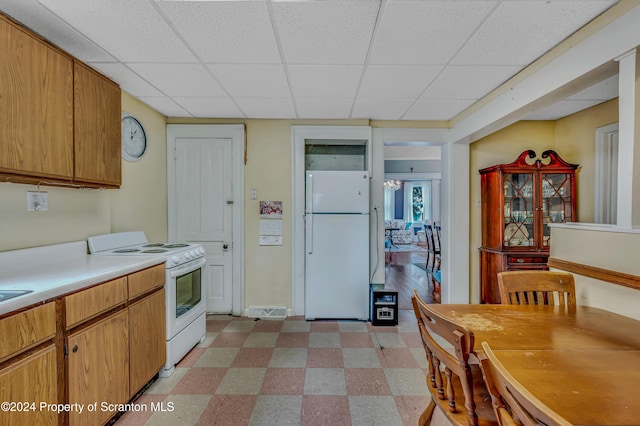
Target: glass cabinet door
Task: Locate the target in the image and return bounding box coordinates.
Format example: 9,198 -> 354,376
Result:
503,173 -> 534,247
541,173 -> 573,248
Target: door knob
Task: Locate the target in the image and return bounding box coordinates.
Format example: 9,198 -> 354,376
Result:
223,243 -> 229,251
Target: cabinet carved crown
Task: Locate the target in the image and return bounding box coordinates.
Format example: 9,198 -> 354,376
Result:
478,150 -> 578,304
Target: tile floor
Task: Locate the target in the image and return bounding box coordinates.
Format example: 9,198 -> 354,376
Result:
115,309 -> 429,426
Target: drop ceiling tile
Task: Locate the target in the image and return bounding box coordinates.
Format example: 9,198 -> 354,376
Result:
352,99 -> 415,121
295,99 -> 354,119
36,0 -> 197,62
422,65 -> 522,100
403,99 -> 476,121
2,0 -> 115,62
208,64 -> 290,98
137,97 -> 190,118
272,0 -> 379,64
358,66 -> 443,99
127,63 -> 227,97
287,65 -> 363,98
88,63 -> 164,97
172,97 -> 244,118
453,0 -> 617,66
568,75 -> 618,100
235,98 -> 296,119
369,0 -> 497,65
156,1 -> 281,63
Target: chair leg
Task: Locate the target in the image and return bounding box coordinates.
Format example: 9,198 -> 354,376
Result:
418,398 -> 436,426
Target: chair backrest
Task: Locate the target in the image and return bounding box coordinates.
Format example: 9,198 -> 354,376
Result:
412,290 -> 479,425
434,225 -> 442,251
424,224 -> 439,253
479,342 -> 573,426
497,271 -> 576,309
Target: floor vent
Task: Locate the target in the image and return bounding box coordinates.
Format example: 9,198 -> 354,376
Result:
246,306 -> 288,319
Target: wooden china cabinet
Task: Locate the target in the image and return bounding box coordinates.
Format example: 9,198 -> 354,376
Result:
479,150 -> 578,304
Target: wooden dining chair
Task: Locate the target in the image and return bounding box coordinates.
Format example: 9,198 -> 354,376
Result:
411,290 -> 496,426
479,342 -> 573,426
424,224 -> 441,272
497,271 -> 576,309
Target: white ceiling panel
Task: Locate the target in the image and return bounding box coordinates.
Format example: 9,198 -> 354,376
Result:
156,1 -> 281,63
209,64 -> 290,98
422,65 -> 521,100
352,99 -> 415,121
369,0 -> 497,65
358,65 -> 443,99
172,97 -> 244,118
0,0 -> 620,122
453,0 -> 617,66
287,65 -> 363,98
128,63 -> 227,97
235,98 -> 296,119
1,0 -> 115,62
89,63 -> 165,97
295,99 -> 354,119
404,99 -> 477,121
36,0 -> 197,62
271,0 -> 379,64
138,97 -> 190,118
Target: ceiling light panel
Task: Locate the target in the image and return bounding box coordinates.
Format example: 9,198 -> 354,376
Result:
369,0 -> 497,65
272,0 -> 379,64
156,1 -> 281,63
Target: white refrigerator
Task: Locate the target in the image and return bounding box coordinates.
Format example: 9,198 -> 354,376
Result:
305,170 -> 370,320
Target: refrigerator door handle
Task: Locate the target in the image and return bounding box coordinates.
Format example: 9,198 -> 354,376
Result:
306,213 -> 313,254
305,173 -> 313,214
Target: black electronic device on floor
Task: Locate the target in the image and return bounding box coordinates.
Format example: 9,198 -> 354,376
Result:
370,285 -> 398,326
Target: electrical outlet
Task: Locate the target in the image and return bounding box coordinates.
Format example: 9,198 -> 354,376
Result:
27,191 -> 48,211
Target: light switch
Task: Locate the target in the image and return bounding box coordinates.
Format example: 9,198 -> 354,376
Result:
250,189 -> 257,200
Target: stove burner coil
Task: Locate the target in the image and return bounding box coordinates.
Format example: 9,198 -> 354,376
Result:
113,249 -> 141,253
142,249 -> 168,253
163,243 -> 189,248
143,243 -> 165,247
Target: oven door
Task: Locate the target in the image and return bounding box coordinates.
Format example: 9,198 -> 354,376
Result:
166,257 -> 206,340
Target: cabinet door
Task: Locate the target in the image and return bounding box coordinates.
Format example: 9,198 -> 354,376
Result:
0,15 -> 73,179
67,310 -> 129,426
73,61 -> 121,187
0,345 -> 58,426
540,172 -> 575,248
129,289 -> 166,396
503,172 -> 535,247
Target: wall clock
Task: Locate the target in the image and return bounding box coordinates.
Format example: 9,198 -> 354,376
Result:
121,112 -> 147,162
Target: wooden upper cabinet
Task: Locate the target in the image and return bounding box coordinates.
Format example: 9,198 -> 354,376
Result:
0,14 -> 73,179
74,61 -> 121,187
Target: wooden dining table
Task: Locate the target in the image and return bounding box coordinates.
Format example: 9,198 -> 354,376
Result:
427,304 -> 640,425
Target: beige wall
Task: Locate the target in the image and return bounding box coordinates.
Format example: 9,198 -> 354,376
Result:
111,93 -> 168,244
469,120 -> 555,302
554,99 -> 619,223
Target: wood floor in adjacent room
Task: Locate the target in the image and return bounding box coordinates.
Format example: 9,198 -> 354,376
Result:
384,247 -> 438,310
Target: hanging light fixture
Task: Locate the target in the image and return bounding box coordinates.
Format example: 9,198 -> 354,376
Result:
384,180 -> 401,191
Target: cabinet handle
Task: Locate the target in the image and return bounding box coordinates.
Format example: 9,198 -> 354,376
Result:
516,259 -> 524,263
72,343 -> 78,353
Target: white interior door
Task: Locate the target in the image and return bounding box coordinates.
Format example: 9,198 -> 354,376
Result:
173,136 -> 233,314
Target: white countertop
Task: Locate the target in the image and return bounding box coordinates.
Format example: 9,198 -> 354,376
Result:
0,241 -> 165,316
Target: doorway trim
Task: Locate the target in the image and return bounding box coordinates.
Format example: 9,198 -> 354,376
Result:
166,124 -> 245,316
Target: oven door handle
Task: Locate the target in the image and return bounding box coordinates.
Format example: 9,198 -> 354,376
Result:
168,257 -> 206,278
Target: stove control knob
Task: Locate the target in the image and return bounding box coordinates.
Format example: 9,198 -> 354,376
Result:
185,251 -> 192,259
198,248 -> 205,256
189,250 -> 196,258
171,255 -> 180,265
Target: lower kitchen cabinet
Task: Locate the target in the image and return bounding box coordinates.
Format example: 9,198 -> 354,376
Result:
0,345 -> 58,426
129,289 -> 165,396
66,309 -> 129,426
